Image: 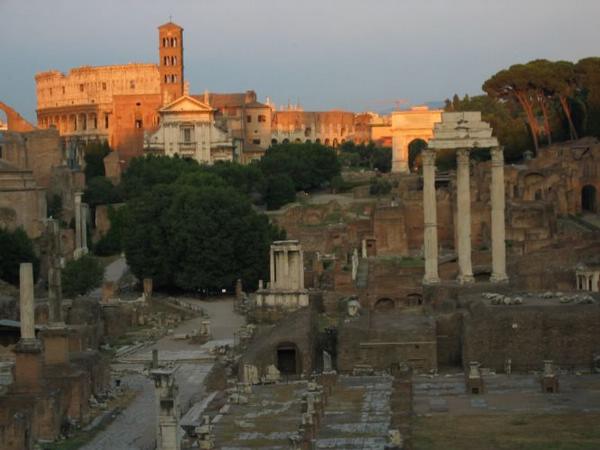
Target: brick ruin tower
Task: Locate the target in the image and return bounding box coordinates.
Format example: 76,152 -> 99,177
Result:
158,21 -> 184,105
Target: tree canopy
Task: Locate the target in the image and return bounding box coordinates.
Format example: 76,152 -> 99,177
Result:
123,182 -> 284,292
0,228 -> 39,285
473,57 -> 600,158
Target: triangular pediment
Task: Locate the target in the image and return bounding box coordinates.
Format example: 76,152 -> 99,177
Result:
160,96 -> 214,113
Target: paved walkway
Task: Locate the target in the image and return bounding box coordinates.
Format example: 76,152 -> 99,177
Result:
81,297 -> 243,450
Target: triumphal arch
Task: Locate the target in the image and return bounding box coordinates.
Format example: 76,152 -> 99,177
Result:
391,106 -> 443,173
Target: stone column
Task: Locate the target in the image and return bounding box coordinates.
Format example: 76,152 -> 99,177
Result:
299,248 -> 305,290
47,219 -> 63,325
456,149 -> 474,284
269,247 -> 275,287
422,149 -> 440,284
19,263 -> 36,341
15,263 -> 44,392
490,147 -> 509,283
81,203 -> 89,255
74,191 -> 83,259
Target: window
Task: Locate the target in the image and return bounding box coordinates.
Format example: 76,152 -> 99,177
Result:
246,115 -> 252,123
62,86 -> 65,94
130,80 -> 135,89
183,127 -> 192,143
49,88 -> 53,96
164,56 -> 169,66
173,37 -> 177,47
258,114 -> 266,123
252,139 -> 261,145
173,56 -> 177,65
102,82 -> 107,90
164,75 -> 168,83
172,74 -> 177,83
79,84 -> 84,92
135,119 -> 143,129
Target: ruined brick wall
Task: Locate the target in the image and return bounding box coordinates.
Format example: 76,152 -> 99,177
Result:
239,308 -> 317,377
337,312 -> 437,373
463,303 -> 600,371
1,129 -> 63,189
435,313 -> 463,368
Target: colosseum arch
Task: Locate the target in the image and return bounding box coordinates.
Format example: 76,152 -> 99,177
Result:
0,101 -> 35,133
391,107 -> 442,173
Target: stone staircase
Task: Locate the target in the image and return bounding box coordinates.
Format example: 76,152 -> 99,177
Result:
355,259 -> 369,289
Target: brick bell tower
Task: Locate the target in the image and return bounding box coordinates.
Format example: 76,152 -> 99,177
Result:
158,21 -> 184,105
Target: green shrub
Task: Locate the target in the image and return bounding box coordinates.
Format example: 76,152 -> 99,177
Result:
62,255 -> 104,298
369,178 -> 392,196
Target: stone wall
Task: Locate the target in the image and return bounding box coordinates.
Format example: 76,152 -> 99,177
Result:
462,302 -> 600,371
239,308 -> 317,377
337,312 -> 437,373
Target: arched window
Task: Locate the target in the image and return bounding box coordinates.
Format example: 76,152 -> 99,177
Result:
172,56 -> 177,65
164,75 -> 168,83
164,56 -> 169,66
173,37 -> 177,47
172,74 -> 177,83
170,37 -> 175,47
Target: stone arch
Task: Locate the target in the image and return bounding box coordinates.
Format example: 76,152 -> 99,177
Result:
406,293 -> 423,306
0,101 -> 35,132
276,342 -> 301,375
391,107 -> 442,173
522,172 -> 545,201
582,185 -> 597,213
374,297 -> 395,311
271,138 -> 278,145
282,138 -> 290,144
408,138 -> 428,172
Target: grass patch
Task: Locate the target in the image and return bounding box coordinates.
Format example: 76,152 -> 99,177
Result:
412,413 -> 600,450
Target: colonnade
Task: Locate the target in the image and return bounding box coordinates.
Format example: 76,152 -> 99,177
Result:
422,146 -> 508,284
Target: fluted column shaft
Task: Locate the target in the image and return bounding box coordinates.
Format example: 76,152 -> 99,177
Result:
422,149 -> 440,284
490,147 -> 509,282
456,149 -> 474,283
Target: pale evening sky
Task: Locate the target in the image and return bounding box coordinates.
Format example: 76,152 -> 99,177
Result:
1,0 -> 600,122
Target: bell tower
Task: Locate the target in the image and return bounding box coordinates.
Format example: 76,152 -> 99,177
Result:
158,21 -> 184,105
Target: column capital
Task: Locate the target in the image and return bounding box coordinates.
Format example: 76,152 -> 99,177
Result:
491,146 -> 505,162
422,148 -> 436,166
456,148 -> 470,164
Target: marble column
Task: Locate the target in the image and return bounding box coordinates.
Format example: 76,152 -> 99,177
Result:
422,149 -> 440,284
456,149 -> 474,284
81,202 -> 89,255
19,263 -> 36,341
74,191 -> 83,259
490,147 -> 509,283
47,219 -> 64,325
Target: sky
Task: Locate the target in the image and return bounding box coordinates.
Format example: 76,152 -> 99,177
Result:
1,0 -> 600,122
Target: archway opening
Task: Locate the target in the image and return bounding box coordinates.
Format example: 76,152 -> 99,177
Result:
374,297 -> 395,311
582,185 -> 596,213
408,138 -> 428,172
277,343 -> 300,375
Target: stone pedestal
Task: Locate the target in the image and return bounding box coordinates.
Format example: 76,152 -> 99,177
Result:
14,339 -> 44,393
422,149 -> 440,284
456,149 -> 474,284
490,147 -> 509,283
42,327 -> 71,365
